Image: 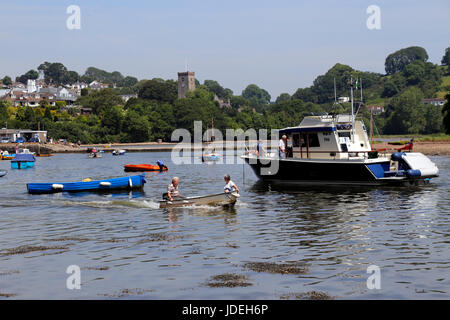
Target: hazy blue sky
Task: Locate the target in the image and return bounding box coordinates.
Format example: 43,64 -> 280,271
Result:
1,0 -> 449,99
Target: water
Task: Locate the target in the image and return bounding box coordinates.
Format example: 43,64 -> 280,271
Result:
0,152 -> 449,299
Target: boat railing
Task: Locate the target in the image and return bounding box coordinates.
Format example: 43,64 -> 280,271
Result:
245,149 -> 391,160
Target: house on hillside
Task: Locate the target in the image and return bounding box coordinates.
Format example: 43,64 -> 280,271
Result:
214,94 -> 231,108
423,98 -> 446,106
366,105 -> 385,115
89,80 -> 109,90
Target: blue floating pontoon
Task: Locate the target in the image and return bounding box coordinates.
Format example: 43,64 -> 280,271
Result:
27,173 -> 146,194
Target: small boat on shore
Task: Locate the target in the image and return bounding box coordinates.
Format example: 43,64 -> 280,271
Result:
124,161 -> 168,172
89,148 -> 102,158
112,149 -> 126,156
1,151 -> 15,160
159,192 -> 239,208
11,154 -> 36,169
27,173 -> 147,194
0,170 -> 7,178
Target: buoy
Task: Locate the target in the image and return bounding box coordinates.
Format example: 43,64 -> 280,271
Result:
82,178 -> 92,182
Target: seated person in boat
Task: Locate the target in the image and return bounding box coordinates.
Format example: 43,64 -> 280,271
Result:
224,174 -> 239,193
167,177 -> 180,201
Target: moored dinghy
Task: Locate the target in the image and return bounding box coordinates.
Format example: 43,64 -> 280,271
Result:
27,173 -> 146,194
11,154 -> 36,169
0,170 -> 7,177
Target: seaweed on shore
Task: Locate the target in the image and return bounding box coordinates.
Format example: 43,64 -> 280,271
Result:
204,273 -> 253,288
280,291 -> 334,300
243,262 -> 308,275
1,245 -> 69,256
99,288 -> 154,298
0,270 -> 20,276
136,232 -> 183,244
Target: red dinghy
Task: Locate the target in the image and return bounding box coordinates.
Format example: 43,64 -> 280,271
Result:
124,161 -> 168,172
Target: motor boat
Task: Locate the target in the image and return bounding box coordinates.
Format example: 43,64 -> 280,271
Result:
242,77 -> 439,187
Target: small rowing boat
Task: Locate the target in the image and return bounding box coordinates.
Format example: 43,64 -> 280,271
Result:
0,170 -> 7,178
27,173 -> 146,194
112,149 -> 126,156
159,192 -> 239,208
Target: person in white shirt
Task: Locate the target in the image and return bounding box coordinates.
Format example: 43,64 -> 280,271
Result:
279,135 -> 287,158
167,177 -> 180,201
223,174 -> 239,193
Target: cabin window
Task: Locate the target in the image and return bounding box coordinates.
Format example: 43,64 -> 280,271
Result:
338,132 -> 351,138
293,134 -> 301,148
300,133 -> 320,148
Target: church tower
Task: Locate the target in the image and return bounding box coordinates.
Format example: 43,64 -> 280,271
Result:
177,71 -> 195,98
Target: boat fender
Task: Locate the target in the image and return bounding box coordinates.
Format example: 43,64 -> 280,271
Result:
391,152 -> 406,162
52,184 -> 64,190
406,169 -> 421,177
128,178 -> 133,187
100,182 -> 111,187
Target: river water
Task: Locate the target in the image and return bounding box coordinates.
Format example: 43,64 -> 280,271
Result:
0,152 -> 449,299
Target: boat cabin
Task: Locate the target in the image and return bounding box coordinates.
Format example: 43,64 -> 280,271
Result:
279,114 -> 372,160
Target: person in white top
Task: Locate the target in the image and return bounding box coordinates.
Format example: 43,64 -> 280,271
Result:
167,177 -> 180,201
279,135 -> 287,158
223,174 -> 239,193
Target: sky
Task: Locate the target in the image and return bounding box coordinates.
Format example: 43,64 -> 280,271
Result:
0,0 -> 449,100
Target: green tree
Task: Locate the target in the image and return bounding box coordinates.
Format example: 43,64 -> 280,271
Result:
101,105 -> 123,135
138,79 -> 177,103
384,87 -> 426,134
275,93 -> 291,103
2,76 -> 12,86
16,69 -> 39,84
385,46 -> 428,75
76,88 -> 123,115
64,70 -> 80,84
442,93 -> 450,134
242,84 -> 271,106
441,47 -> 450,66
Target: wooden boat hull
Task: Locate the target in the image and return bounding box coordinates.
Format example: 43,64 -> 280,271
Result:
124,164 -> 168,172
36,154 -> 54,157
2,156 -> 14,160
27,174 -> 146,194
159,192 -> 239,208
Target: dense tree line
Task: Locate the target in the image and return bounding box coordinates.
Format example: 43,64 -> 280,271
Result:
1,46 -> 449,143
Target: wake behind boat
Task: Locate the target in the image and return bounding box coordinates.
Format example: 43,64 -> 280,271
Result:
27,173 -> 146,194
159,192 -> 239,208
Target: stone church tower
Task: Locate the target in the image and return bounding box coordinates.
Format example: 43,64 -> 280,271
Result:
177,71 -> 195,98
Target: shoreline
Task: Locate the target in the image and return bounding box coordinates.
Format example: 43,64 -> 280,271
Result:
1,141 -> 449,156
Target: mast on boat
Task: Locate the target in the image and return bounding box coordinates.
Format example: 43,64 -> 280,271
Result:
350,75 -> 355,142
